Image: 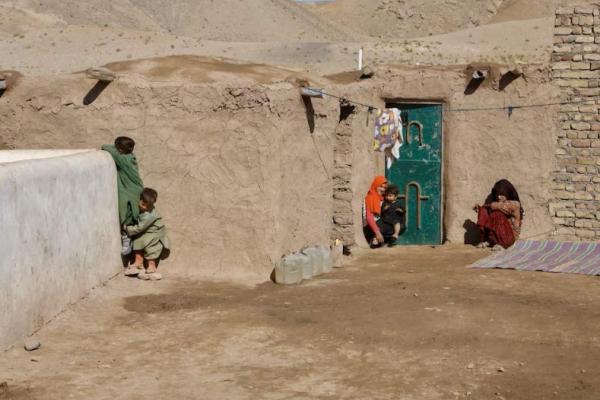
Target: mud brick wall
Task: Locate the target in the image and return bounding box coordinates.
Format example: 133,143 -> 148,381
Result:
331,107 -> 356,246
0,59 -> 339,283
552,4 -> 600,240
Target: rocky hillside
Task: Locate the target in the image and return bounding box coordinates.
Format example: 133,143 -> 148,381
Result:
300,0 -> 566,39
2,0 -> 354,42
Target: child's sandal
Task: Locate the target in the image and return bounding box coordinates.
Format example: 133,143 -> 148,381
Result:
138,272 -> 162,281
124,264 -> 144,276
148,273 -> 162,281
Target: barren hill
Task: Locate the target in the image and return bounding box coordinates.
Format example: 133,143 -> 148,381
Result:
301,0 -> 500,39
4,0 -> 355,42
300,0 -> 566,39
0,0 -> 577,77
3,0 -> 568,43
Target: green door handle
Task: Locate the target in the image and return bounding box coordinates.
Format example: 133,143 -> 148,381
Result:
407,121 -> 424,146
397,181 -> 429,230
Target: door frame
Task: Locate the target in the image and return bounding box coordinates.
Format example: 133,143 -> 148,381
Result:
383,100 -> 446,244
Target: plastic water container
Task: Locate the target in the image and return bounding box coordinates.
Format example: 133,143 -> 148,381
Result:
332,244 -> 344,268
275,254 -> 304,285
302,246 -> 325,276
298,253 -> 313,279
321,245 -> 333,273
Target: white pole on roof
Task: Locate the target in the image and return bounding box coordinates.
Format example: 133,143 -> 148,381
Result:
358,48 -> 363,71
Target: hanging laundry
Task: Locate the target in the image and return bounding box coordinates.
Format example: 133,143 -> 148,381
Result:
373,108 -> 403,169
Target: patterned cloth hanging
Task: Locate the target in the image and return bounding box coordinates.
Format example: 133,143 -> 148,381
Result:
373,108 -> 403,168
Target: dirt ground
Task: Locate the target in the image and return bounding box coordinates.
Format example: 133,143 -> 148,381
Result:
2,246 -> 600,400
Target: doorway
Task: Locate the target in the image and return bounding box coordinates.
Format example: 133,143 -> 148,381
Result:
385,103 -> 443,245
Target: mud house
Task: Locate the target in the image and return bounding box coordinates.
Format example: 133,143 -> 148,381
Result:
0,55 -> 562,282
0,57 -> 340,285
328,64 -> 558,248
0,56 -> 563,348
7,5 -> 600,291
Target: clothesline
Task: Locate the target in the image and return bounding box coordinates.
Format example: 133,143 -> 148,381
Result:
317,90 -> 378,110
312,88 -> 595,116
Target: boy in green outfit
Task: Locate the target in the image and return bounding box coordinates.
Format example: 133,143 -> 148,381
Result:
123,188 -> 170,280
102,136 -> 144,254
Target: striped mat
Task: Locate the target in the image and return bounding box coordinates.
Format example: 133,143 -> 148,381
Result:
469,240 -> 600,275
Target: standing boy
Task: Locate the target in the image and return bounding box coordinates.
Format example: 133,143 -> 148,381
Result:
102,136 -> 144,254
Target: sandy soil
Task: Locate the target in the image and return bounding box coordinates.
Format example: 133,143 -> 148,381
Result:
2,246 -> 600,399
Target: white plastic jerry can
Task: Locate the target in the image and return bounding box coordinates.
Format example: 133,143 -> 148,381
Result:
275,253 -> 304,285
302,247 -> 322,276
320,245 -> 333,273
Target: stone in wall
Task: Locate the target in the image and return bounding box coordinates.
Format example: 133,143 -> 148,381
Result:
552,4 -> 600,241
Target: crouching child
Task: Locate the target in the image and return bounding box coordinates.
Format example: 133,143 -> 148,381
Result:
123,188 -> 171,280
378,184 -> 405,246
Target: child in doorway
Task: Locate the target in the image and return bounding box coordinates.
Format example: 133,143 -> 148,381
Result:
101,136 -> 144,254
378,184 -> 405,246
123,188 -> 171,280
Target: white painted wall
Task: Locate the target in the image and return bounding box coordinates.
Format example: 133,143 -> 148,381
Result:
0,149 -> 92,163
0,150 -> 121,350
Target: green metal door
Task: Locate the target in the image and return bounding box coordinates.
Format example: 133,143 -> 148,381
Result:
386,103 -> 443,245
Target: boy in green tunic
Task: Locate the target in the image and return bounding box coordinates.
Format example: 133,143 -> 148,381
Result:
123,188 -> 170,280
102,136 -> 144,226
102,137 -> 144,254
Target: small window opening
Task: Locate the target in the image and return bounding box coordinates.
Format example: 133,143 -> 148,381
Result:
339,104 -> 356,122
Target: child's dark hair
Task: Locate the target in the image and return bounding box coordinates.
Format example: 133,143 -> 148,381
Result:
140,188 -> 158,208
492,179 -> 524,220
114,136 -> 135,154
385,184 -> 400,197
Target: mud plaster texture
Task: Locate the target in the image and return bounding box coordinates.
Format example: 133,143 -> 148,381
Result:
0,56 -> 339,283
327,65 -> 559,246
551,5 -> 600,241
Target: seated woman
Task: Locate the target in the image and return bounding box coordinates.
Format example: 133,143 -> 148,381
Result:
363,175 -> 388,248
474,179 -> 524,250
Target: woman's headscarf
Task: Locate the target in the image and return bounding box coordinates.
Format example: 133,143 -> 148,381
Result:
365,175 -> 387,216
